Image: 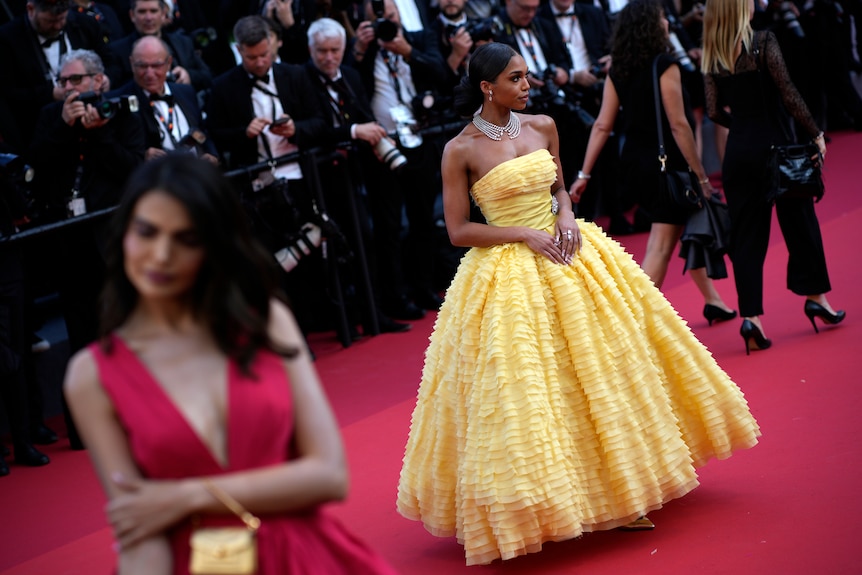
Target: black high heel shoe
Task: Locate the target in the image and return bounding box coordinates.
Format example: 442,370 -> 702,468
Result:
740,319 -> 772,356
703,304 -> 737,326
803,300 -> 846,334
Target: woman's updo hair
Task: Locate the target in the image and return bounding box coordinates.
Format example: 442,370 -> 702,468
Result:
453,43 -> 519,117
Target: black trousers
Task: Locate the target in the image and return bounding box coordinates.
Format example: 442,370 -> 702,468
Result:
725,189 -> 831,318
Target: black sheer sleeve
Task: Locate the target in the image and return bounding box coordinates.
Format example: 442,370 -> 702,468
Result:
704,73 -> 731,128
761,31 -> 821,139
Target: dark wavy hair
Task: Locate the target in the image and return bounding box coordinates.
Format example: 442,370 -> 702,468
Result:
454,43 -> 519,117
98,155 -> 296,373
609,0 -> 670,84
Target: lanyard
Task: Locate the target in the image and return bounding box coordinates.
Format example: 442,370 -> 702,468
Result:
381,49 -> 409,105
252,81 -> 279,160
518,27 -> 542,73
150,101 -> 179,147
557,13 -> 576,44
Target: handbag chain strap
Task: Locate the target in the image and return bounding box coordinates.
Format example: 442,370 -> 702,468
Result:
201,479 -> 261,532
651,55 -> 669,173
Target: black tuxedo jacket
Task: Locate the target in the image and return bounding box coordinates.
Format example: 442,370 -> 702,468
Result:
303,61 -> 376,147
104,29 -> 213,91
112,80 -> 218,157
429,18 -> 466,94
496,12 -> 573,74
345,28 -> 448,108
0,11 -> 111,147
28,97 -> 145,213
204,62 -> 327,170
536,2 -> 610,68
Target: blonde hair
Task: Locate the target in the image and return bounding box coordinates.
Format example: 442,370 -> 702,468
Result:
701,0 -> 754,74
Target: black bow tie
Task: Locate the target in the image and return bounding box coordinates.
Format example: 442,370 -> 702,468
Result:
556,11 -> 575,17
250,73 -> 270,85
149,93 -> 174,105
41,34 -> 63,48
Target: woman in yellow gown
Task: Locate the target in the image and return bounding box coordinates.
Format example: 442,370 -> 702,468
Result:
396,43 -> 760,566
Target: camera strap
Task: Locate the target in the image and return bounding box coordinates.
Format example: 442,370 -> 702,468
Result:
380,49 -> 413,105
513,26 -> 548,75
150,100 -> 180,148
319,75 -> 350,126
252,82 -> 280,161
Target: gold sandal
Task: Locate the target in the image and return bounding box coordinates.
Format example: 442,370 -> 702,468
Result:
617,516 -> 655,531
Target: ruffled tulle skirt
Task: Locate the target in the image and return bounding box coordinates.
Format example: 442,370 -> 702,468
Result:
396,221 -> 759,565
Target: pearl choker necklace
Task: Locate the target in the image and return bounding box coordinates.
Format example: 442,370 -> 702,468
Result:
472,112 -> 521,141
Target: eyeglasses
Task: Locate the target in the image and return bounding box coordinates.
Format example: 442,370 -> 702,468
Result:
132,61 -> 169,70
55,73 -> 95,86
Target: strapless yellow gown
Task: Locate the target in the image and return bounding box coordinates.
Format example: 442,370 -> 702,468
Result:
396,149 -> 760,565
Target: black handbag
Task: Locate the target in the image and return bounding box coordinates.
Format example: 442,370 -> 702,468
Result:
651,56 -> 703,213
752,32 -> 825,204
766,143 -> 824,204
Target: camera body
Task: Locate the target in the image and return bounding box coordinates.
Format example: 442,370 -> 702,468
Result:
371,0 -> 399,41
76,91 -> 139,120
528,66 -> 596,130
446,16 -> 503,45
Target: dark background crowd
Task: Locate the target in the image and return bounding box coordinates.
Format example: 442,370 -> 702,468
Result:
0,0 -> 859,473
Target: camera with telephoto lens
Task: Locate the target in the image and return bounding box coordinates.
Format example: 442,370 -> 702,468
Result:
446,16 -> 503,45
374,137 -> 407,171
665,13 -> 697,73
371,0 -> 399,41
76,91 -> 139,119
528,65 -> 596,129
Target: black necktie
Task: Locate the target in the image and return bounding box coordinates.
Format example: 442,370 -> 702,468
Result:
150,93 -> 175,105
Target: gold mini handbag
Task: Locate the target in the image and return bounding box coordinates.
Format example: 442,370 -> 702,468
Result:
189,480 -> 261,575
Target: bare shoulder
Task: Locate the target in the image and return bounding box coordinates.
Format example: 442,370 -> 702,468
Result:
521,112 -> 556,134
443,131 -> 472,160
267,297 -> 304,349
64,347 -> 102,398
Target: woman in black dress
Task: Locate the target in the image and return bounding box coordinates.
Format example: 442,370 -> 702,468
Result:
702,0 -> 844,354
572,0 -> 737,326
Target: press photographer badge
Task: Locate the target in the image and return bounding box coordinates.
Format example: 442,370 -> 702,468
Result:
67,192 -> 86,217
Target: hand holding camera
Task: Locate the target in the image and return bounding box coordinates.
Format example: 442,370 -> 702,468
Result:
354,122 -> 388,146
447,26 -> 473,63
170,66 -> 191,85
62,91 -> 108,128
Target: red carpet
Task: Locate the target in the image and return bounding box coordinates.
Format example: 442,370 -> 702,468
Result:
2,132 -> 861,574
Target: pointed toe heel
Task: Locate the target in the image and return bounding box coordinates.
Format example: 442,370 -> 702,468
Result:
803,300 -> 846,334
703,304 -> 738,326
740,319 -> 772,356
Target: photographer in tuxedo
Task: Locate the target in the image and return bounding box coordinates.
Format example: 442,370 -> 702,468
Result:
28,49 -> 144,448
103,0 -> 212,92
206,14 -> 328,332
346,0 -> 449,319
114,35 -> 218,163
304,17 -> 412,334
0,0 -> 111,148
